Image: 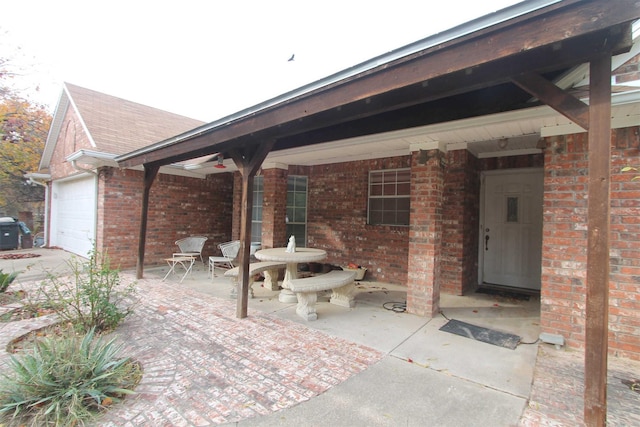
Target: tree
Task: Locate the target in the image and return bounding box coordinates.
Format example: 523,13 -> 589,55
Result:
0,85 -> 51,217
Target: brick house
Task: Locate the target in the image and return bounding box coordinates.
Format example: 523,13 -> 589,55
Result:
40,0 -> 640,369
38,83 -> 236,261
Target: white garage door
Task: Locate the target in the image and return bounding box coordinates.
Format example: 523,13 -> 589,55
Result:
50,175 -> 97,257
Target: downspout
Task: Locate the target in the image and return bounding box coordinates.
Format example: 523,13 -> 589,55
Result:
26,177 -> 49,247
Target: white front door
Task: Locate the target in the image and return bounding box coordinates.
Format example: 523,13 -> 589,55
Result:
480,169 -> 543,290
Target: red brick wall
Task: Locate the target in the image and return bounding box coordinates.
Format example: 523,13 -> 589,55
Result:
441,150 -> 481,295
98,168 -> 234,269
49,109 -> 95,180
407,149 -> 444,317
307,157 -> 411,284
609,126 -> 640,359
542,126 -> 640,360
262,167 -> 289,248
541,133 -> 589,353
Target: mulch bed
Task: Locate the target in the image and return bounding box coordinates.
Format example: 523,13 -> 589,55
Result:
0,253 -> 41,260
7,322 -> 75,354
0,291 -> 56,322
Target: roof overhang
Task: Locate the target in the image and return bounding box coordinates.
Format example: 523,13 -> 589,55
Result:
39,90 -> 70,171
24,172 -> 52,181
66,150 -> 119,168
116,0 -> 640,172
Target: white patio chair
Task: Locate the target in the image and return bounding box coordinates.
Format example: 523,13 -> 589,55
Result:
174,236 -> 208,264
209,240 -> 240,278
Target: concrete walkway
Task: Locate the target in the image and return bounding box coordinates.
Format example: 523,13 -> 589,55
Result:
1,248 -> 639,426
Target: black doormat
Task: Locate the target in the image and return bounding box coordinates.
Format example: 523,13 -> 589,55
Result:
476,287 -> 531,301
439,319 -> 521,350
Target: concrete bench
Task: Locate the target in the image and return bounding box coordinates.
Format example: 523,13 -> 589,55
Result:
225,262 -> 286,298
288,270 -> 357,321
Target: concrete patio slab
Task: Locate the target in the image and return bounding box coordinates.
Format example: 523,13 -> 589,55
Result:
224,355 -> 527,427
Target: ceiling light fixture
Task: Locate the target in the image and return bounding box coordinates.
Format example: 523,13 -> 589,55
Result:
214,154 -> 226,169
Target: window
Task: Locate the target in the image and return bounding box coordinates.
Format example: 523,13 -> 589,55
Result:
251,176 -> 263,243
251,175 -> 308,246
368,168 -> 410,226
286,176 -> 308,247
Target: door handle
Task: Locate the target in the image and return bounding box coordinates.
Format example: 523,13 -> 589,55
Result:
485,235 -> 490,251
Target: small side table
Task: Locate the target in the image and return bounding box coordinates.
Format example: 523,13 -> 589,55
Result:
163,255 -> 196,283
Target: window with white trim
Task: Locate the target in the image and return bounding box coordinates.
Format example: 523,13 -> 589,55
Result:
368,168 -> 410,226
286,175 -> 308,247
251,176 -> 263,243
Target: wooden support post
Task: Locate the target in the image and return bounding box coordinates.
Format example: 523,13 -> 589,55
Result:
236,170 -> 255,318
584,53 -> 612,427
136,164 -> 159,279
229,141 -> 275,318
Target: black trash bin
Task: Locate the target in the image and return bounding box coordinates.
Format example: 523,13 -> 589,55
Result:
0,220 -> 19,250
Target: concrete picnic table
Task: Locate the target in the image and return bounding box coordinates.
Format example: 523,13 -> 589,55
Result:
254,247 -> 327,303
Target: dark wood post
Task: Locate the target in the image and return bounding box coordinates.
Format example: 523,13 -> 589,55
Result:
136,164 -> 159,279
229,141 -> 275,318
584,53 -> 612,427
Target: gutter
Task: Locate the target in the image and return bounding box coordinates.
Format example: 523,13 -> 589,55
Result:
66,150 -> 119,175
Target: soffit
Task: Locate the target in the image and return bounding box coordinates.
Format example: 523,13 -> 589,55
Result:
182,97 -> 637,175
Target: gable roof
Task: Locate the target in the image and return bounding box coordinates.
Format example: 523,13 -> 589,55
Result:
40,83 -> 204,170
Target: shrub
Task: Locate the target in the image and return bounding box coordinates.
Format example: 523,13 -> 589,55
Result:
39,250 -> 137,333
0,328 -> 141,427
0,269 -> 19,293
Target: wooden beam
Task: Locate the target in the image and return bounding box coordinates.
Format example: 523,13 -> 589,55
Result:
511,72 -> 590,130
584,53 -> 612,427
228,141 -> 275,318
136,164 -> 159,279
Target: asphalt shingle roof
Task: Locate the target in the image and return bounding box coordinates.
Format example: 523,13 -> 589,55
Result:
65,83 -> 205,155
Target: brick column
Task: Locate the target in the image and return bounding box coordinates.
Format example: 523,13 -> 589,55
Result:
441,150 -> 480,295
231,172 -> 242,241
261,164 -> 288,248
407,146 -> 445,317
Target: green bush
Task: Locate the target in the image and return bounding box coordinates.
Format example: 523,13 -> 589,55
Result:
0,328 -> 141,426
39,250 -> 137,333
0,269 -> 19,293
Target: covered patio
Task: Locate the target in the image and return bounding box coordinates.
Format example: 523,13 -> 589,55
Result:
153,260 -> 541,395
114,1 -> 640,423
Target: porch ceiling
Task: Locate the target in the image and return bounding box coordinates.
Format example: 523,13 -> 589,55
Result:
180,98 -> 638,175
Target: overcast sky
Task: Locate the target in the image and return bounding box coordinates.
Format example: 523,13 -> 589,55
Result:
2,0 -> 522,122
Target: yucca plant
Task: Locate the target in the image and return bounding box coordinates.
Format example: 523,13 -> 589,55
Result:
0,328 -> 141,427
0,269 -> 19,293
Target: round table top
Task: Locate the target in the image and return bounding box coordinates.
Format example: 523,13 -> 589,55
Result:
255,247 -> 327,263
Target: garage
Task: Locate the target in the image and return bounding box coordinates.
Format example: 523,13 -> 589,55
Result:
50,175 -> 97,257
